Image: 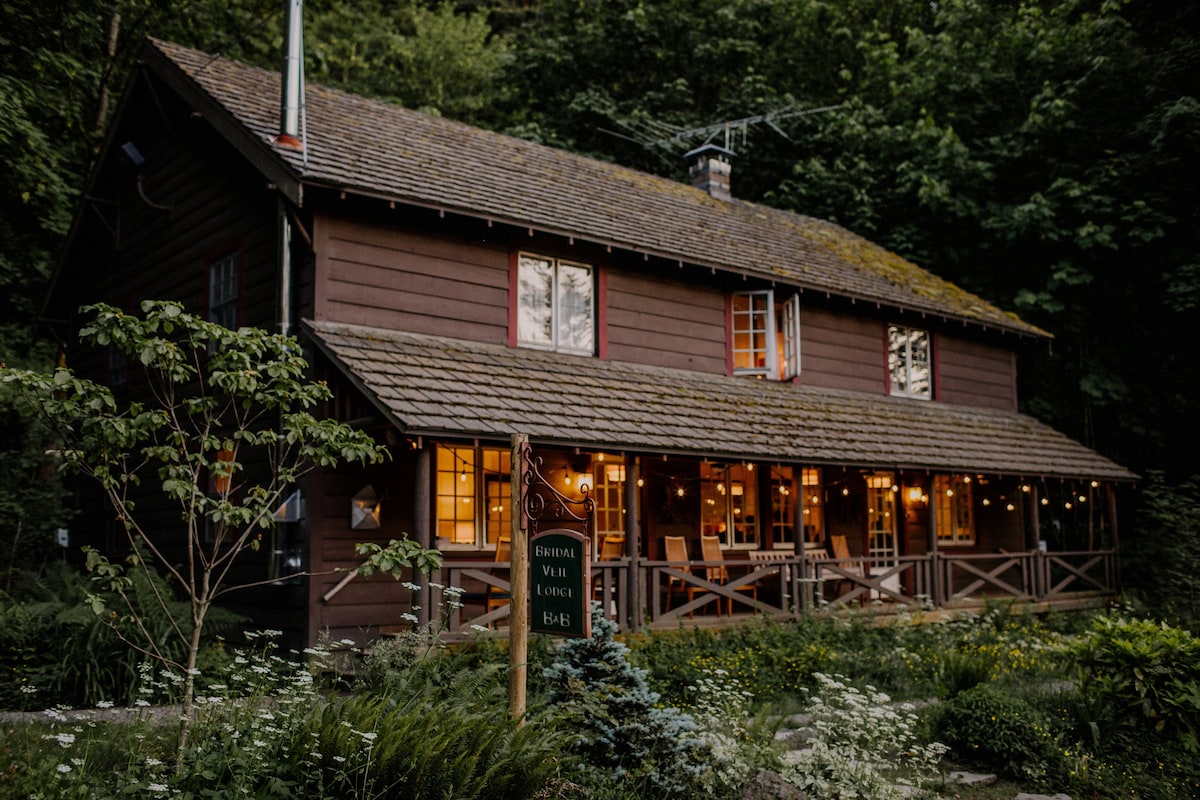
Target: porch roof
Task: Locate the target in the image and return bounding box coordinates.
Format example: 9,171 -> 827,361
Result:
304,320 -> 1135,483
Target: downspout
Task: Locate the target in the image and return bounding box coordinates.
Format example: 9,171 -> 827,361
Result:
279,202 -> 293,336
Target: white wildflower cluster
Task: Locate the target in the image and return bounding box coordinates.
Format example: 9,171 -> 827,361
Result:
784,673 -> 947,800
687,667 -> 773,788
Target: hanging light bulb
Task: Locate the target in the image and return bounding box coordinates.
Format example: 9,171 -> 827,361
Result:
460,468 -> 467,482
1041,497 -> 1049,506
1090,480 -> 1100,488
636,478 -> 644,488
982,498 -> 991,506
842,487 -> 849,496
1021,484 -> 1031,493
1006,503 -> 1015,511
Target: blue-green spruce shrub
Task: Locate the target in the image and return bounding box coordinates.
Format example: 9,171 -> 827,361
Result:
543,609 -> 713,796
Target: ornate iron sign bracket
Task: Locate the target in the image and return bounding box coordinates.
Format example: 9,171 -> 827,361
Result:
519,441 -> 594,538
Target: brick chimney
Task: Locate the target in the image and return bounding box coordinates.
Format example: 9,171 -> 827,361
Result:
685,144 -> 734,200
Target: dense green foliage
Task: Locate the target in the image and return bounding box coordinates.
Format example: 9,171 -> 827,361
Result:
0,562 -> 240,710
5,608 -> 1200,798
0,302 -> 433,737
935,684 -> 1067,784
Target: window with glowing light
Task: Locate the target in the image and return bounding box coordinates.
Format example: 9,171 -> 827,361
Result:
802,468 -> 825,545
701,462 -> 759,548
866,473 -> 899,560
770,466 -> 797,548
436,444 -> 510,548
517,253 -> 594,355
934,474 -> 975,546
732,291 -> 801,379
590,454 -> 626,557
888,325 -> 931,399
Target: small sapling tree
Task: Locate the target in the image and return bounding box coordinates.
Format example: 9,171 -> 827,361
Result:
1,301 -> 438,742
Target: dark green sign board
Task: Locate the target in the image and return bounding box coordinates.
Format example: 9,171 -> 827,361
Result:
530,529 -> 591,638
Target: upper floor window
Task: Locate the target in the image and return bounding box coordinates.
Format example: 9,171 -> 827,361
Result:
888,325 -> 931,399
700,462 -> 759,548
934,474 -> 975,546
517,253 -> 594,355
731,290 -> 801,379
436,444 -> 511,549
208,252 -> 240,330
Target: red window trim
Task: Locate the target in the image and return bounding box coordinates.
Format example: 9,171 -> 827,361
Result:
507,248 -> 606,356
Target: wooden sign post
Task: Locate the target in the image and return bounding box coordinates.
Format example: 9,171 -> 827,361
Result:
508,434 -> 528,723
508,434 -> 594,723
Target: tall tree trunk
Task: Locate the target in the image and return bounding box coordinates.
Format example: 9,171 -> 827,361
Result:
94,7 -> 122,134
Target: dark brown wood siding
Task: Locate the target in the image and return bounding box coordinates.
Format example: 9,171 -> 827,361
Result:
606,270 -> 727,372
799,307 -> 885,393
313,215 -> 510,342
936,334 -> 1018,410
307,457 -> 420,645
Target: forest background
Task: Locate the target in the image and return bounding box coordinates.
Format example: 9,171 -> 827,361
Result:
2,0 -> 1198,603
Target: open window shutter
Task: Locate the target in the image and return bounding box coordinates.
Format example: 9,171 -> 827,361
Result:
781,294 -> 801,379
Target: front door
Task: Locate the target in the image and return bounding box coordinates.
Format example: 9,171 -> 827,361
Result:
865,474 -> 900,597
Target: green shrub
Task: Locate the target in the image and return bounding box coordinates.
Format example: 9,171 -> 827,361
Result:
544,609 -> 714,797
1069,614 -> 1200,750
0,563 -> 241,709
935,683 -> 1066,784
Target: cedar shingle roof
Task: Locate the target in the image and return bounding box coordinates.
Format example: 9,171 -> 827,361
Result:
144,39 -> 1046,338
305,320 -> 1134,482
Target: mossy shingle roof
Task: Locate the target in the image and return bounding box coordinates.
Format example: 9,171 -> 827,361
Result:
145,39 -> 1046,338
306,320 -> 1133,482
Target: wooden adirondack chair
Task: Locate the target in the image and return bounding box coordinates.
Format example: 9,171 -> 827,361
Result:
700,534 -> 757,615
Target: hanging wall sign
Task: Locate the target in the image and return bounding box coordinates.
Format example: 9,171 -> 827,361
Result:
530,528 -> 591,638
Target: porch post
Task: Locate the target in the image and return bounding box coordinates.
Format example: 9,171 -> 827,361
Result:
413,445 -> 432,627
927,488 -> 941,607
793,471 -> 807,614
625,456 -> 643,631
1106,484 -> 1121,593
1028,484 -> 1041,551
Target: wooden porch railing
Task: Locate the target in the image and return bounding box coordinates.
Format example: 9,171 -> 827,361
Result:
433,547 -> 1117,635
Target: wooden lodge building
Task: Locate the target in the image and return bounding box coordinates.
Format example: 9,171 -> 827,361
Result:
45,38 -> 1136,645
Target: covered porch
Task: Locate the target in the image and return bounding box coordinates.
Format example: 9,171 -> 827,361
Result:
303,322 -> 1136,643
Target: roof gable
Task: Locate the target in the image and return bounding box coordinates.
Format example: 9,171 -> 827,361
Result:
144,38 -> 1046,338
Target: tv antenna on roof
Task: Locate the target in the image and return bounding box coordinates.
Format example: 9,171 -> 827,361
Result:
600,102 -> 845,158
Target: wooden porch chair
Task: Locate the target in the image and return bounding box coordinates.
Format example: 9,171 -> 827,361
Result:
486,536 -> 511,613
700,534 -> 757,615
663,535 -> 708,616
827,534 -> 864,603
592,534 -> 625,611
599,534 -> 626,561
